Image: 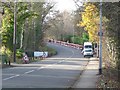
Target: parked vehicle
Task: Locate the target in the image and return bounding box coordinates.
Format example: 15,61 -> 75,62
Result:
84,42 -> 92,49
82,48 -> 93,57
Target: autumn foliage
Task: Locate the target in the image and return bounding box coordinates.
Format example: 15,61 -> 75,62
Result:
79,3 -> 108,43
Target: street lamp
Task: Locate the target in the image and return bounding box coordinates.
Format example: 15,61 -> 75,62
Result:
99,0 -> 103,74
13,0 -> 17,63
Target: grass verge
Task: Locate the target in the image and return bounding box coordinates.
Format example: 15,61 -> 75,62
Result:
96,67 -> 120,88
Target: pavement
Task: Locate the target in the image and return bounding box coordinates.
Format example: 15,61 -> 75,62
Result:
73,57 -> 99,88
2,58 -> 99,89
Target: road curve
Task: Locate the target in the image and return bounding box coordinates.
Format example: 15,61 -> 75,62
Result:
2,43 -> 89,88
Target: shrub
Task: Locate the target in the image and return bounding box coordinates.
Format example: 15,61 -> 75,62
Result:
16,49 -> 24,58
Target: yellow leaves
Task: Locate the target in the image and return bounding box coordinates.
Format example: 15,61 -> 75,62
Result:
0,46 -> 6,54
79,3 -> 100,42
85,4 -> 96,12
79,21 -> 85,27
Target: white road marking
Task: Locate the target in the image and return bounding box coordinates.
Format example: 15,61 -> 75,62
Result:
47,65 -> 52,67
3,45 -> 76,82
24,70 -> 35,74
55,50 -> 75,64
37,67 -> 45,70
3,74 -> 20,81
58,61 -> 62,63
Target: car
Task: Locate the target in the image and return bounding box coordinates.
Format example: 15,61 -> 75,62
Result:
82,49 -> 93,57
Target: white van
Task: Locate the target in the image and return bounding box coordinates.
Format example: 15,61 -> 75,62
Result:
84,42 -> 92,49
82,42 -> 93,57
82,48 -> 93,57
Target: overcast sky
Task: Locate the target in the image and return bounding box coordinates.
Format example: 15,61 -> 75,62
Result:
51,0 -> 77,12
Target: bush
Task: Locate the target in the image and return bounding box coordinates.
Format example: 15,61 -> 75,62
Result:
40,46 -> 57,57
71,36 -> 85,44
16,49 -> 24,58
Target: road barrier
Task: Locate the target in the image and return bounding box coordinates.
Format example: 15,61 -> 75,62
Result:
48,40 -> 83,50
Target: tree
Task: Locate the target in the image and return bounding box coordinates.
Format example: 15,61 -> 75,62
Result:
79,3 -> 108,43
101,2 -> 120,70
45,11 -> 75,41
24,2 -> 54,51
79,3 -> 99,42
1,1 -> 55,60
2,2 -> 37,51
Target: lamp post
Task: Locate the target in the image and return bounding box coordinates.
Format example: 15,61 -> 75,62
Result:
13,0 -> 17,63
99,0 -> 103,74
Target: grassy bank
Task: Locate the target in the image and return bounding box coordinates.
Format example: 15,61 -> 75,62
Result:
1,46 -> 57,64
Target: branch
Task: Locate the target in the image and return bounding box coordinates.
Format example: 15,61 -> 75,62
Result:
42,4 -> 55,23
73,0 -> 82,9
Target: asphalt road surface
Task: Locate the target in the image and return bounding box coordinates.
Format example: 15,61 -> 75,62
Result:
2,43 -> 90,88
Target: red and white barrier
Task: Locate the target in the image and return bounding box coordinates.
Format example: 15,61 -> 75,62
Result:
48,39 -> 83,50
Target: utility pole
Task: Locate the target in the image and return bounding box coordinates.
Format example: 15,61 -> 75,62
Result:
99,0 -> 103,74
13,0 -> 17,62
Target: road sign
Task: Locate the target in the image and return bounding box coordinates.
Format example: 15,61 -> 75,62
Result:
34,51 -> 48,57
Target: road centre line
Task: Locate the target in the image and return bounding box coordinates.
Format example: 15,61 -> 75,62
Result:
52,50 -> 75,64
28,45 -> 75,70
37,66 -> 45,70
24,70 -> 35,74
3,46 -> 76,81
3,70 -> 35,81
66,50 -> 75,60
3,74 -> 20,81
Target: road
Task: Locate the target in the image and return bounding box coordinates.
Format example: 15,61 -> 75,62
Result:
2,43 -> 90,88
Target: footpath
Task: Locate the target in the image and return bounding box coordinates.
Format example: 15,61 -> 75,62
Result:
72,58 -> 99,89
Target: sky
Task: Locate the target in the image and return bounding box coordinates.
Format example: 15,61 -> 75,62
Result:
51,0 -> 77,12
